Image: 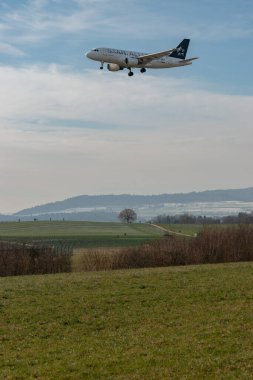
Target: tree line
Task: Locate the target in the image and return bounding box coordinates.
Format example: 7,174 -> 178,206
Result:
152,212 -> 253,225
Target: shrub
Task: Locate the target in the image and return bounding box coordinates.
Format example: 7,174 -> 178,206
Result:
0,241 -> 73,276
74,226 -> 253,272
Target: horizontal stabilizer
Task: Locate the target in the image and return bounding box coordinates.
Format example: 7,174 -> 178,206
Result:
183,57 -> 199,63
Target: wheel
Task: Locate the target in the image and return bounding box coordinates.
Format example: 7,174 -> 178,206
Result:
140,68 -> 146,73
128,71 -> 134,77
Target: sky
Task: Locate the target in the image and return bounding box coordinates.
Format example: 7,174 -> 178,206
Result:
0,0 -> 252,213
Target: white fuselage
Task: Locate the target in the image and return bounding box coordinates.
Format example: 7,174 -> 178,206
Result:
86,47 -> 192,69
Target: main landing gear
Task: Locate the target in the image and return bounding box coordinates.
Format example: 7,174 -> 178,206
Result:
128,68 -> 146,76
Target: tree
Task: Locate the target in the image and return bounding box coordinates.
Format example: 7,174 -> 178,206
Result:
118,208 -> 137,223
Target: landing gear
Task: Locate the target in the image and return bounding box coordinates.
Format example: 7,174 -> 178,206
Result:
100,62 -> 104,70
140,68 -> 146,73
128,69 -> 134,77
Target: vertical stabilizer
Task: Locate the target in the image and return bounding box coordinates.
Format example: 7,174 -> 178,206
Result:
170,39 -> 190,59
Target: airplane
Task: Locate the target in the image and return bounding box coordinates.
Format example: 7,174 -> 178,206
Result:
85,39 -> 198,77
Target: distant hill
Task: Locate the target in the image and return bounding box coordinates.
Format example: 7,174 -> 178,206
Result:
3,187 -> 251,222
0,214 -> 13,222
15,187 -> 253,214
1,188 -> 252,222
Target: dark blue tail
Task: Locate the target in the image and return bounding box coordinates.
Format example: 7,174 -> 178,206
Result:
170,39 -> 190,59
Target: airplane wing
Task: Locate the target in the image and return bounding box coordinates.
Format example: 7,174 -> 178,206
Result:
137,48 -> 177,63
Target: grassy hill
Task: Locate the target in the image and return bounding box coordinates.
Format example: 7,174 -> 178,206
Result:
1,263 -> 252,379
0,221 -> 164,247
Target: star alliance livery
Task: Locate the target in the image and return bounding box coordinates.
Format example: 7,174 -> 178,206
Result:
85,39 -> 198,77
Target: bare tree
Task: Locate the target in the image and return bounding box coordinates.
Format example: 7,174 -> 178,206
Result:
118,209 -> 137,223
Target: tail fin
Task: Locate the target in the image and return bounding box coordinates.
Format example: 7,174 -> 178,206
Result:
170,39 -> 190,60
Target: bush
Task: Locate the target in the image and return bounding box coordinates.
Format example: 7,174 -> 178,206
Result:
0,241 -> 73,276
74,226 -> 253,272
193,225 -> 253,264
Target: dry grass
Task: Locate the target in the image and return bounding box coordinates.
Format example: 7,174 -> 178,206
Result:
72,247 -> 120,272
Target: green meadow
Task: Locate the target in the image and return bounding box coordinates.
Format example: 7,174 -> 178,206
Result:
161,223 -> 203,236
0,221 -> 164,248
0,263 -> 252,379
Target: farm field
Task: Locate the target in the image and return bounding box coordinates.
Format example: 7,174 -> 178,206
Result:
1,221 -> 245,248
1,263 -> 253,379
0,221 -> 164,248
160,223 -> 204,236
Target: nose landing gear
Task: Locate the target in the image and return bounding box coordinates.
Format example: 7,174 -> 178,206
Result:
128,69 -> 134,77
100,62 -> 104,70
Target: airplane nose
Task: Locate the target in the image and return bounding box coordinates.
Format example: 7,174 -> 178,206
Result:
85,51 -> 91,58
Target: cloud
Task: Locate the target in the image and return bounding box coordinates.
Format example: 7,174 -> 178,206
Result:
0,64 -> 252,132
0,0 -> 252,49
0,42 -> 26,56
0,63 -> 252,212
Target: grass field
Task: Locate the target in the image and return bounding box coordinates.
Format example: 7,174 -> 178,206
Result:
161,224 -> 204,236
0,221 -> 243,248
1,263 -> 253,379
0,221 -> 164,248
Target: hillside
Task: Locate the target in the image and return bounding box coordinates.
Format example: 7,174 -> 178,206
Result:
1,263 -> 252,379
15,187 -> 253,215
1,187 -> 253,221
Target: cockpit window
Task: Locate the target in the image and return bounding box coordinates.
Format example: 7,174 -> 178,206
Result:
92,49 -> 99,52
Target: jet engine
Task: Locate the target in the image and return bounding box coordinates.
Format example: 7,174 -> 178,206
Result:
107,63 -> 121,71
124,57 -> 139,66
